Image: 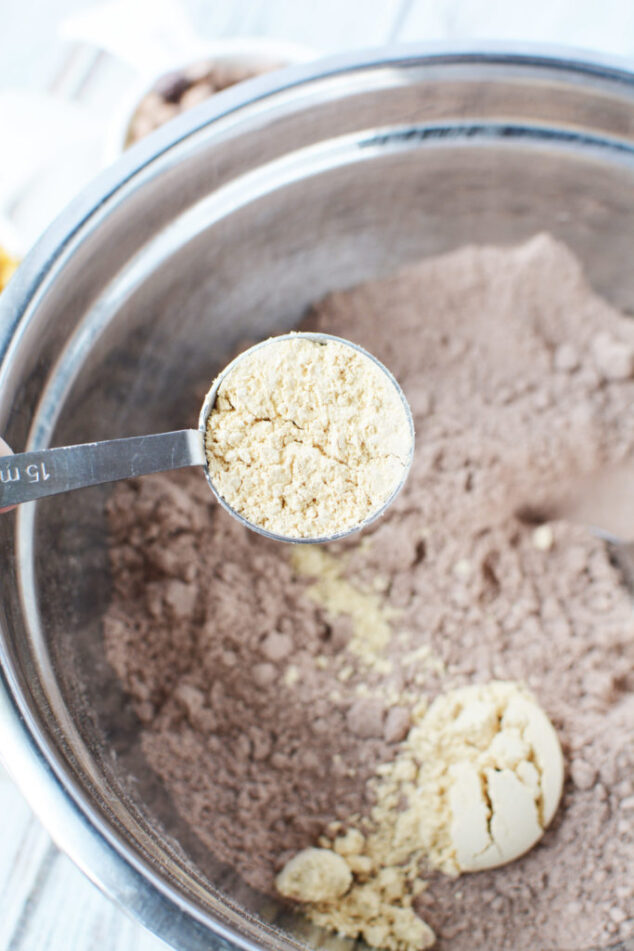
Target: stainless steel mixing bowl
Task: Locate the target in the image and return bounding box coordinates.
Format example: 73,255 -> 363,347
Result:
1,46 -> 633,951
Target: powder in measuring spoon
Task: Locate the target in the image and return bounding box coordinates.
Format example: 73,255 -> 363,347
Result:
204,335 -> 413,539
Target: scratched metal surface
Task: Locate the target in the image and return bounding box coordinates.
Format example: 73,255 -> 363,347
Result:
1,2 -> 633,949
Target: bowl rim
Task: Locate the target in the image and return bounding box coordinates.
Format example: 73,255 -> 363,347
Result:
1,42 -> 634,951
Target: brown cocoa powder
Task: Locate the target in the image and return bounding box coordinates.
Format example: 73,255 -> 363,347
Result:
104,235 -> 634,949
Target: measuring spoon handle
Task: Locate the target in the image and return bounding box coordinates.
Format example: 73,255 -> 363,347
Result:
0,429 -> 205,509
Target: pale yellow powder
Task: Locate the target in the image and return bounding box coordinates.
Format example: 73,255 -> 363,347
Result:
283,664 -> 300,687
307,875 -> 435,951
291,546 -> 398,665
532,524 -> 555,551
275,848 -> 352,902
407,681 -> 564,874
205,335 -> 413,539
290,546 -> 443,682
277,681 -> 564,951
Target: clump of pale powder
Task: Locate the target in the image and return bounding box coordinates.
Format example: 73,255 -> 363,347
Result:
277,682 -> 563,951
205,335 -> 413,539
276,847 -> 352,902
405,681 -> 564,876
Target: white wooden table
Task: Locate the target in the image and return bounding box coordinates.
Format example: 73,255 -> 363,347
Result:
0,1 -> 633,948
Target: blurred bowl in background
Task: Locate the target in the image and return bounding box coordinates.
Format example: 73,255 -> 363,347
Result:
105,37 -> 317,161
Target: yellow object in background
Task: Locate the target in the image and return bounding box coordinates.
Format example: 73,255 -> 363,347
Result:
0,246 -> 19,292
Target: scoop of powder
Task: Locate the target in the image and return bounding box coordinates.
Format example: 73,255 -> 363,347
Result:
204,334 -> 413,538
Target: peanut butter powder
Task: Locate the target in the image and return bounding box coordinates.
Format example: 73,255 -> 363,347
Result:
204,335 -> 413,539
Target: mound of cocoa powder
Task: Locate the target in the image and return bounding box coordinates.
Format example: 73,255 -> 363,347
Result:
104,234 -> 634,950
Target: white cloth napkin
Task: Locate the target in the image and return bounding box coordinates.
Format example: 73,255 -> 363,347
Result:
0,91 -> 103,251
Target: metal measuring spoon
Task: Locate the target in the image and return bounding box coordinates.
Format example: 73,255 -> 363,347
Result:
0,333 -> 414,544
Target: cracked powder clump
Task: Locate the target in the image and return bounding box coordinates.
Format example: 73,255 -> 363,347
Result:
204,335 -> 413,538
280,681 -> 563,951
